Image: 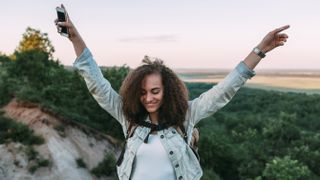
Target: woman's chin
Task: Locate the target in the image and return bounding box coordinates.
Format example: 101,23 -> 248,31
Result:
147,109 -> 156,113
146,107 -> 159,113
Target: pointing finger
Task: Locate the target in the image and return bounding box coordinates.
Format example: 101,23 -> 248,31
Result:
272,25 -> 290,34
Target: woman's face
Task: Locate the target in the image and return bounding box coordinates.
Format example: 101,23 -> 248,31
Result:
140,73 -> 164,114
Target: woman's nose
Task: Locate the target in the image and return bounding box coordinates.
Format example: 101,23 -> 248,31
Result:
146,93 -> 153,102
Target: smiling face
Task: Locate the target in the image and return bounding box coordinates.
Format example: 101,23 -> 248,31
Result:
140,73 -> 164,114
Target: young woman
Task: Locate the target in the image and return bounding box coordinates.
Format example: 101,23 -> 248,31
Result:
55,5 -> 289,180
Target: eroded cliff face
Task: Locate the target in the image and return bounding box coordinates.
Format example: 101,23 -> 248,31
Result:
0,99 -> 120,180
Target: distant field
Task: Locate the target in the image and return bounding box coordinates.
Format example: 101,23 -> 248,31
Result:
66,66 -> 320,94
177,69 -> 320,95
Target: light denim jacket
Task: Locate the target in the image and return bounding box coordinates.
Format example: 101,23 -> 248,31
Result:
73,48 -> 255,180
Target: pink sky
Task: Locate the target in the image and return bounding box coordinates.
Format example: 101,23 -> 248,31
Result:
1,0 -> 320,69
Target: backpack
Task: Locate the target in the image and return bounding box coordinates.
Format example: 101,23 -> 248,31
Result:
176,125 -> 200,160
116,123 -> 200,166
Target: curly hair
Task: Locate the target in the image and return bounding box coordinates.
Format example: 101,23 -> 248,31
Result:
119,56 -> 189,128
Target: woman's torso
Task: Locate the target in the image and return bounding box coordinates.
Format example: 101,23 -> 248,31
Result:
130,133 -> 176,180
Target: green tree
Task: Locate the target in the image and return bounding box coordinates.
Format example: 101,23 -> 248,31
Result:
0,54 -> 13,106
259,156 -> 312,180
16,27 -> 55,59
6,50 -> 61,90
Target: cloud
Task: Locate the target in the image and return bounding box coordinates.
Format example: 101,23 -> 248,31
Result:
118,34 -> 178,43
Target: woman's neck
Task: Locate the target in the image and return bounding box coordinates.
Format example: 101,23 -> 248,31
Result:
149,112 -> 159,124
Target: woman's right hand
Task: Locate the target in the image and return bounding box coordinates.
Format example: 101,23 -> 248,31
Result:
55,4 -> 86,57
55,4 -> 80,42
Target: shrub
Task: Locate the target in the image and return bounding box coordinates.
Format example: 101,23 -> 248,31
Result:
25,146 -> 38,161
54,124 -> 66,137
25,146 -> 51,174
91,152 -> 116,177
38,159 -> 50,167
0,116 -> 44,145
28,164 -> 38,174
259,156 -> 312,180
76,158 -> 87,168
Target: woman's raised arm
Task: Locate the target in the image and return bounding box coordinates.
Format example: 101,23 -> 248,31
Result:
55,4 -> 86,57
187,25 -> 290,125
54,4 -> 128,135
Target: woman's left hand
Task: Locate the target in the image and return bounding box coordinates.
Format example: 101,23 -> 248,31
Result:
257,25 -> 290,53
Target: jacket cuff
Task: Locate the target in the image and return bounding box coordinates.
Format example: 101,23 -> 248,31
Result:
73,48 -> 92,68
236,61 -> 256,79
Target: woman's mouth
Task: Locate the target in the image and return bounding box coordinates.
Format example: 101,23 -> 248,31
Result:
146,103 -> 157,108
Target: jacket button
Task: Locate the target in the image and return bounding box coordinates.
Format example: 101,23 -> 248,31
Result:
169,151 -> 174,155
160,135 -> 164,139
179,176 -> 183,180
175,164 -> 179,168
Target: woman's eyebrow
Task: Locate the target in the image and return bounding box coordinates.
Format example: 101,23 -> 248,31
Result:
141,87 -> 160,91
151,87 -> 161,91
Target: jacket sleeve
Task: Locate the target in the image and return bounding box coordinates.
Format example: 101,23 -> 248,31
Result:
187,61 -> 255,125
73,48 -> 127,134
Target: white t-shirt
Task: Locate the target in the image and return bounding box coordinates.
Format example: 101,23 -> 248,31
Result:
131,134 -> 175,180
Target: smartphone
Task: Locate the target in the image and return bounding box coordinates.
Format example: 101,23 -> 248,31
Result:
56,7 -> 69,37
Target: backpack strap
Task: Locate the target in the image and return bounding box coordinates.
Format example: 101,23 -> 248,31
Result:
176,125 -> 200,161
175,125 -> 188,143
127,122 -> 138,139
190,127 -> 200,152
116,122 -> 138,166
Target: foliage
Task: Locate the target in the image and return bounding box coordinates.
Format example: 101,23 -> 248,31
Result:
76,158 -> 87,168
37,158 -> 50,167
258,156 -> 312,180
54,124 -> 66,137
7,49 -> 61,90
0,54 -> 12,106
0,116 -> 44,145
192,83 -> 320,179
1,47 -> 128,139
25,146 -> 51,174
202,168 -> 221,180
25,146 -> 39,161
91,152 -> 117,177
16,27 -> 55,59
28,158 -> 51,174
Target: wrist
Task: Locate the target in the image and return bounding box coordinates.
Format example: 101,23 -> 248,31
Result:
72,36 -> 86,47
256,44 -> 268,54
70,35 -> 82,43
253,47 -> 266,58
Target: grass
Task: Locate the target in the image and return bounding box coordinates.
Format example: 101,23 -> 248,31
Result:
180,75 -> 320,94
0,115 -> 45,145
0,115 -> 50,174
25,146 -> 38,161
91,152 -> 116,177
54,124 -> 66,137
76,158 -> 87,168
25,146 -> 51,174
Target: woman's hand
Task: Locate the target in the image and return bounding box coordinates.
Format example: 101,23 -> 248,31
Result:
257,25 -> 290,53
243,25 -> 290,70
54,4 -> 86,57
55,4 -> 80,42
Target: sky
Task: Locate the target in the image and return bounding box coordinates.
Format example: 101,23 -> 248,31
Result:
1,0 -> 320,69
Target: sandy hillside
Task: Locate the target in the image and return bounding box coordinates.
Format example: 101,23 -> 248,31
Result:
0,99 -> 120,180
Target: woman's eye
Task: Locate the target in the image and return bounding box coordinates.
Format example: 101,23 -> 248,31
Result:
152,90 -> 160,94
